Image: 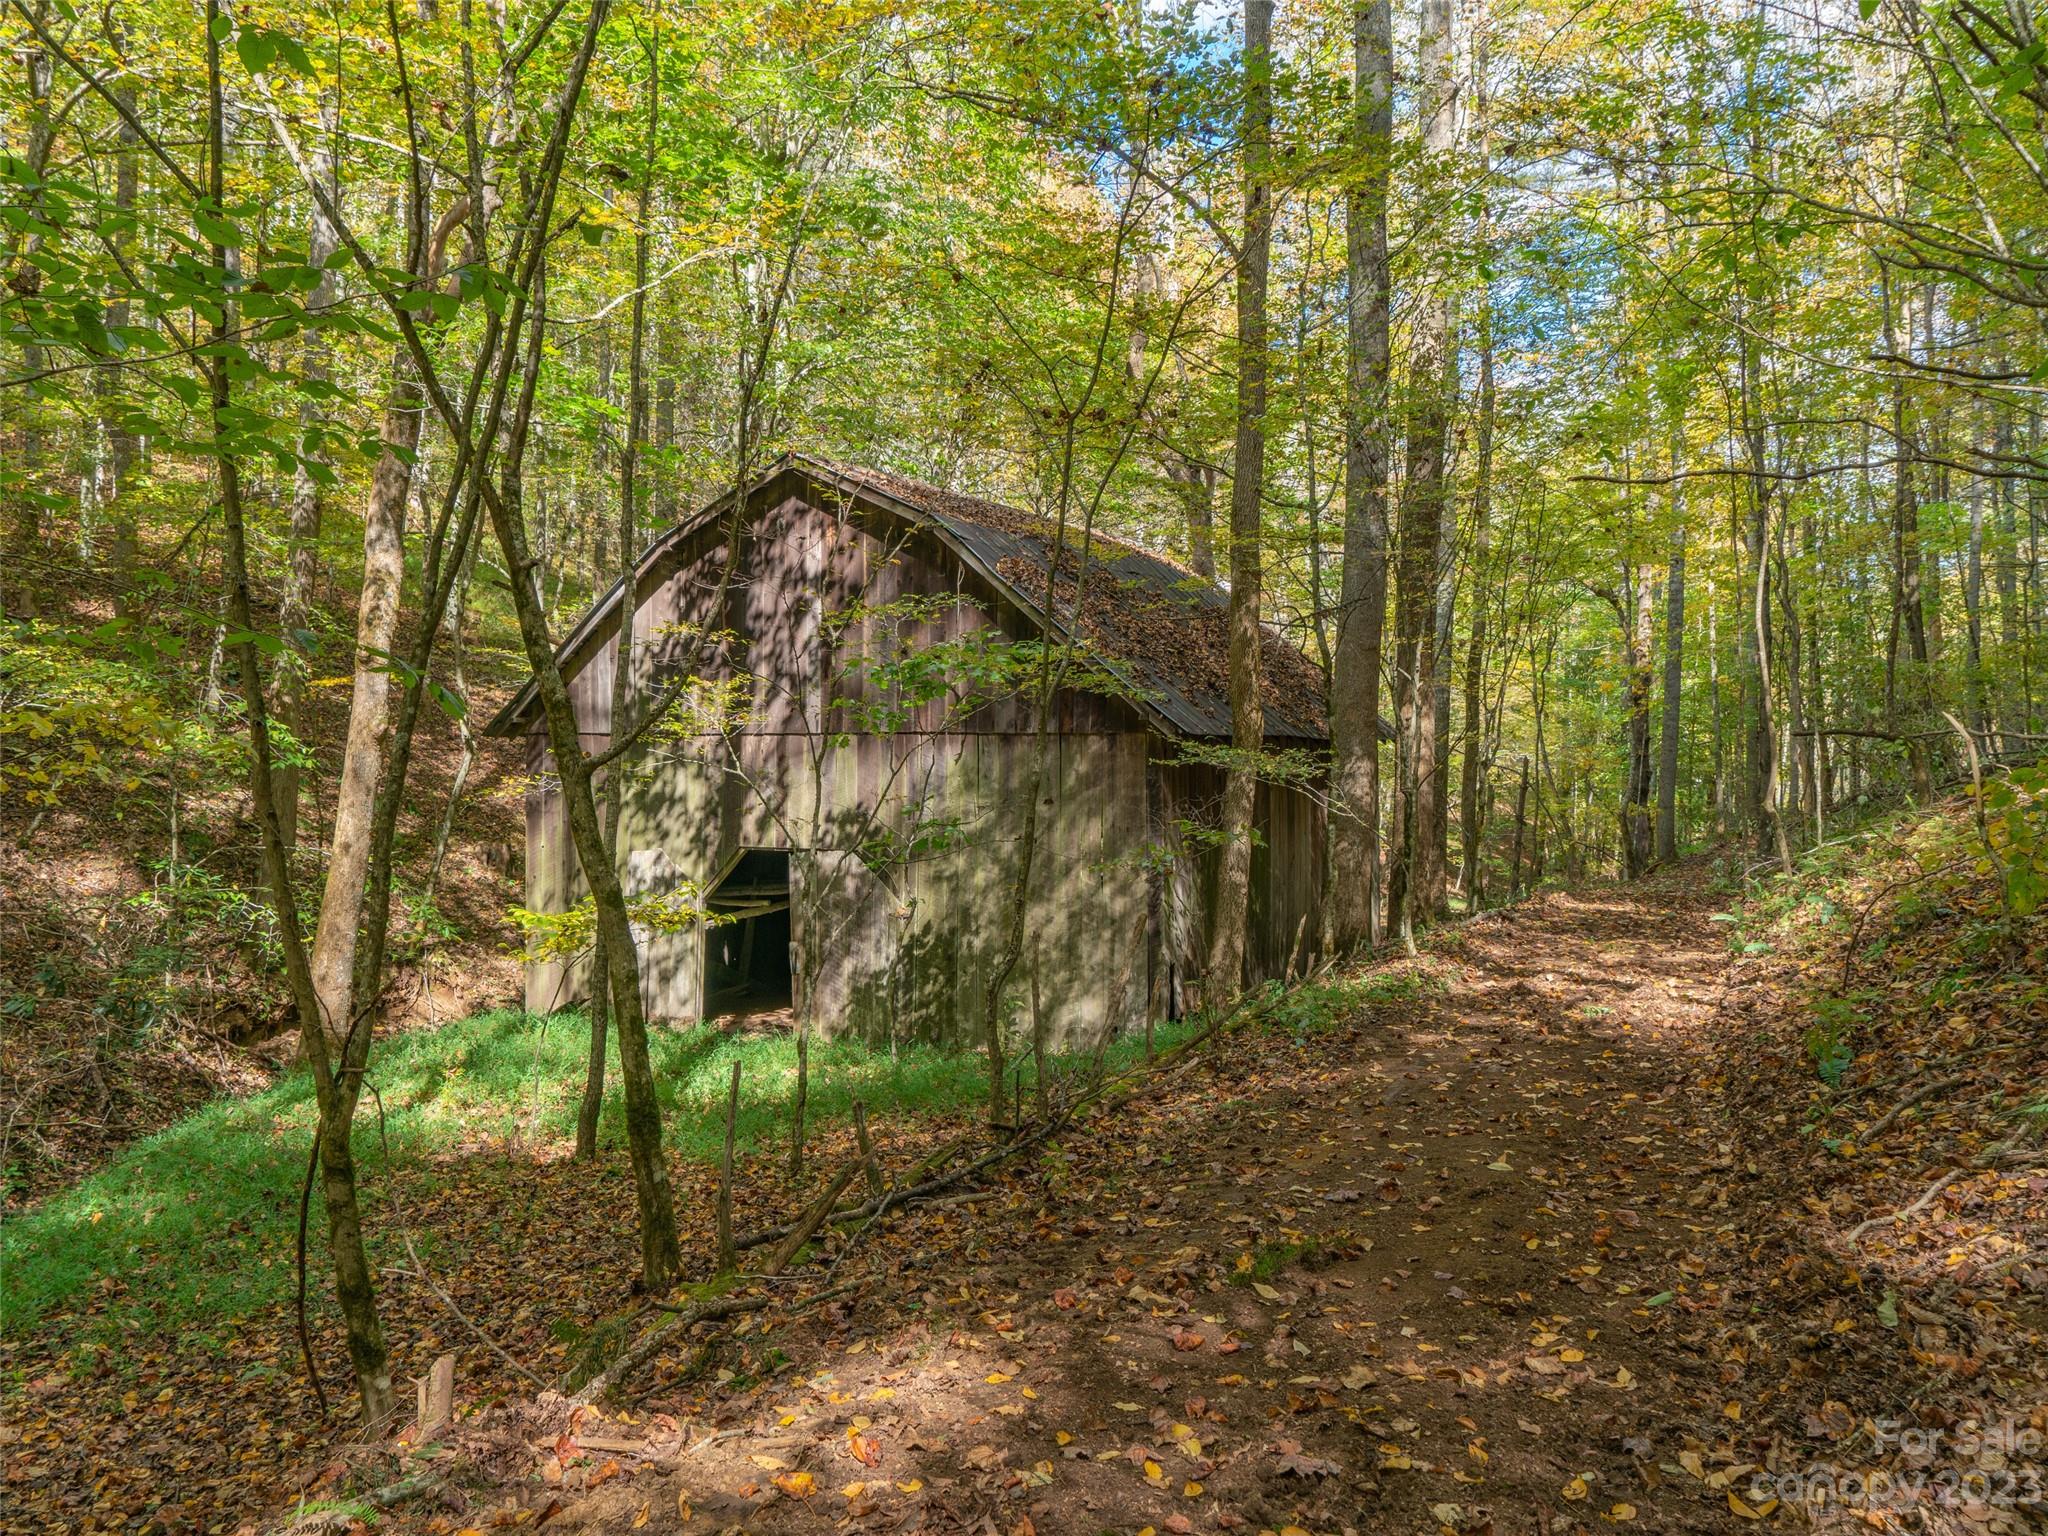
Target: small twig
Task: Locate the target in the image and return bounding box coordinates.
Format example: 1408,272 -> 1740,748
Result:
390,1226 -> 546,1388
1847,1166 -> 1971,1244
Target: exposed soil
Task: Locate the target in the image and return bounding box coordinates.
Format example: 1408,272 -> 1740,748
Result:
341,869 -> 2041,1536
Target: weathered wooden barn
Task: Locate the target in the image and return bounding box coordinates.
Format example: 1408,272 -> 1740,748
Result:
485,454 -> 1335,1050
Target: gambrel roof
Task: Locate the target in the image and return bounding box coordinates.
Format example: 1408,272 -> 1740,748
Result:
483,453 -> 1332,743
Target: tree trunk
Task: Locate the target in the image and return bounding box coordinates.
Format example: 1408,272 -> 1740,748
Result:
1508,755 -> 1529,901
1884,278 -> 1929,717
308,353 -> 418,1041
100,35 -> 141,611
1655,440 -> 1685,864
1457,283 -> 1493,909
1205,0 -> 1273,1000
1328,0 -> 1393,953
578,58 -> 661,1161
1387,0 -> 1458,944
200,7 -> 395,1425
272,90 -> 339,854
1621,561 -> 1654,877
1738,327 -> 1776,857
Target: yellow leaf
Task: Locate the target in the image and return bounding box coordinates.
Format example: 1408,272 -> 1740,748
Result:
896,1479 -> 923,1493
1056,1430 -> 1073,1446
841,1481 -> 866,1498
1679,1450 -> 1705,1479
1563,1476 -> 1590,1501
984,1372 -> 1012,1384
750,1454 -> 787,1471
1727,1491 -> 1764,1519
632,1503 -> 650,1528
1184,1481 -> 1204,1497
1143,1459 -> 1163,1481
1610,1502 -> 1637,1520
1724,1400 -> 1742,1420
774,1471 -> 815,1498
1559,1348 -> 1586,1362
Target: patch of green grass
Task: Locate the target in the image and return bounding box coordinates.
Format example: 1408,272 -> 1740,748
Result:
1,1007 -> 1208,1349
1230,1227 -> 1369,1284
1254,966 -> 1448,1039
1232,1236 -> 1322,1283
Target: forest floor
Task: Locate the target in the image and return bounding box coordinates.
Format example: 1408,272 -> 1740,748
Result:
249,843 -> 2037,1536
5,817 -> 2043,1536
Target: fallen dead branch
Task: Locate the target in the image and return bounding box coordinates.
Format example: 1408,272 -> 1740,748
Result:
573,1283 -> 858,1406
1856,1073 -> 1970,1146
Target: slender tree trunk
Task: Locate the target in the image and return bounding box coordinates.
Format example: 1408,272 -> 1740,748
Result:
8,35 -> 54,621
577,45 -> 662,1160
272,90 -> 339,854
1995,411 -> 2021,749
1655,436 -> 1685,863
489,328 -> 682,1291
1508,755 -> 1529,901
1739,329 -> 1776,856
1457,278 -> 1493,909
1965,465 -> 1987,736
101,36 -> 141,611
1621,561 -> 1654,877
1206,0 -> 1273,999
1328,0 -> 1393,952
1427,562 -> 1455,912
1775,520 -> 1810,842
1884,276 -> 1929,717
200,5 -> 396,1423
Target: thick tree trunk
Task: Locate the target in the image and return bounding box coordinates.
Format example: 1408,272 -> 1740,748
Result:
1387,0 -> 1458,944
1328,0 -> 1393,953
1206,0 -> 1273,999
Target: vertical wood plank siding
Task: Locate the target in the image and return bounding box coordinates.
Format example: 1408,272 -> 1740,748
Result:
518,488 -> 1325,1047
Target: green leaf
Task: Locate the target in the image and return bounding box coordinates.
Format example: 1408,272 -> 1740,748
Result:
236,28 -> 278,72
194,208 -> 242,249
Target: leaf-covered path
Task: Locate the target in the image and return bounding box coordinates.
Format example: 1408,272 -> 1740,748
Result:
414,875 -> 1866,1536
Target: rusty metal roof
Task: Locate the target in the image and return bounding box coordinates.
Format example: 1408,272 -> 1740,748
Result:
484,453 -> 1332,742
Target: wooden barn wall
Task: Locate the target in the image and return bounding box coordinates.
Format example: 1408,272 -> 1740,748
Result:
520,490 -> 1166,1047
1149,761 -> 1327,1007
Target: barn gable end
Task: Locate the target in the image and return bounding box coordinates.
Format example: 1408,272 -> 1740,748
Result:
491,456 -> 1331,1048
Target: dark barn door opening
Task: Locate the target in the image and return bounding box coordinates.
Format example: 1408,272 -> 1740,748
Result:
704,849 -> 792,1017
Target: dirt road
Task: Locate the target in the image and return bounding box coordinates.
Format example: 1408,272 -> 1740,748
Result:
501,877 -> 1816,1536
